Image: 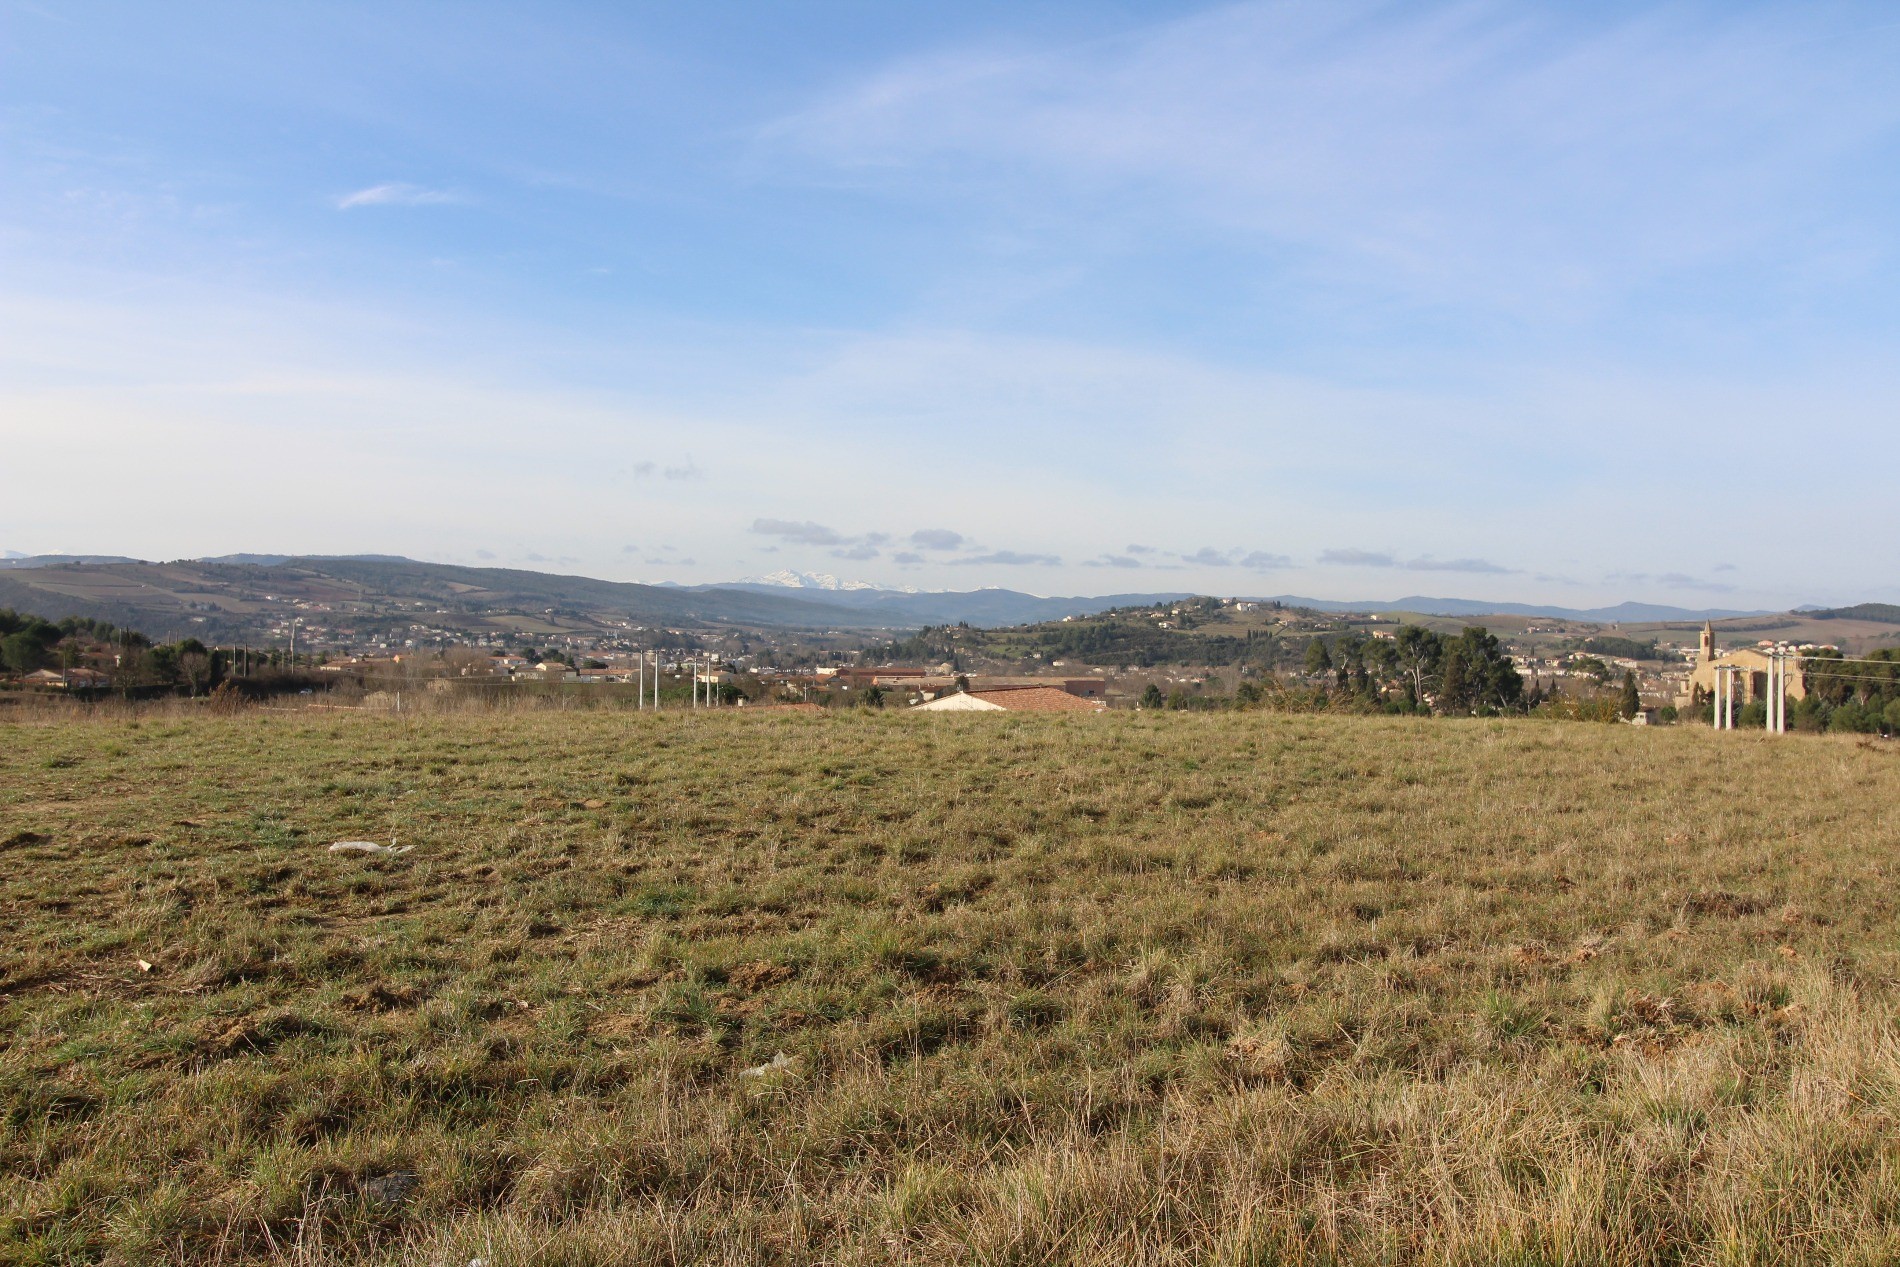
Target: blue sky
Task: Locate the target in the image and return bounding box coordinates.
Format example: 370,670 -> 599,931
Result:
5,1 -> 1900,606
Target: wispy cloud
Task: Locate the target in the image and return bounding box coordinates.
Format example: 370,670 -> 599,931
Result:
951,550 -> 1060,566
1176,546 -> 1295,569
1322,548 -> 1512,574
763,3 -> 1900,318
1084,554 -> 1143,569
333,183 -> 463,210
750,518 -> 887,557
1321,548 -> 1398,568
1604,570 -> 1736,594
909,528 -> 966,550
751,518 -> 847,546
1658,572 -> 1731,591
1406,556 -> 1513,574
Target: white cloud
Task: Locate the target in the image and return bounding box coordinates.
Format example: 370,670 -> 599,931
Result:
751,519 -> 847,546
950,550 -> 1060,567
1320,549 -> 1514,574
1405,556 -> 1514,575
1321,548 -> 1398,568
763,3 -> 1900,317
334,183 -> 463,210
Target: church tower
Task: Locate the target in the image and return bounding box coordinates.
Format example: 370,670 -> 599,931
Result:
1699,621 -> 1716,662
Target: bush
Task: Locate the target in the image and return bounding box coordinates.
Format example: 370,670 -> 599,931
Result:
1830,702 -> 1876,734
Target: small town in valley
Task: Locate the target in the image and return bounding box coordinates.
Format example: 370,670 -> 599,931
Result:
3,558 -> 1897,732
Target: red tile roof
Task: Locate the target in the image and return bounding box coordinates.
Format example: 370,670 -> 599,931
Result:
968,687 -> 1105,713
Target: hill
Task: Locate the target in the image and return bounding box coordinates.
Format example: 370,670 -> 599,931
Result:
1805,603 -> 1900,624
0,556 -> 1199,644
0,556 -> 873,644
697,581 -> 1196,627
0,554 -> 1832,653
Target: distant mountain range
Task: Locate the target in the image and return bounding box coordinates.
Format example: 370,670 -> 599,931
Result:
711,573 -> 1772,624
0,552 -> 1788,637
1257,595 -> 1774,622
0,554 -> 1191,640
730,569 -> 918,593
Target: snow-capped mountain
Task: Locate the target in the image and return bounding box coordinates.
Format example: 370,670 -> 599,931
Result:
737,569 -> 917,593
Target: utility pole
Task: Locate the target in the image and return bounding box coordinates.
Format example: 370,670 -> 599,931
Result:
1767,650 -> 1787,734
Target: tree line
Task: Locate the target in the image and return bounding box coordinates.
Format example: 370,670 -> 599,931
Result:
0,611 -> 146,675
0,608 -> 322,699
1790,649 -> 1900,734
1291,625 -> 1527,714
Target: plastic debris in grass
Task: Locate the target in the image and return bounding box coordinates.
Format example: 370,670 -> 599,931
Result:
327,840 -> 413,856
740,1051 -> 796,1078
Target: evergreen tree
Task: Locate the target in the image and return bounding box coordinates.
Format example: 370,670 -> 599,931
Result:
1304,638 -> 1332,676
1394,625 -> 1443,705
1619,670 -> 1641,719
1139,682 -> 1165,709
1438,649 -> 1469,714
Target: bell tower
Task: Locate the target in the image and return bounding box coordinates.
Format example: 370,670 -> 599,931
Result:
1699,621 -> 1715,662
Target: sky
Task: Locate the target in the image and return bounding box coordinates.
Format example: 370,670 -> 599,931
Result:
4,1 -> 1900,608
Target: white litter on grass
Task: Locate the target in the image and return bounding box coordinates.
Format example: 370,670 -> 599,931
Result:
740,1052 -> 796,1078
327,841 -> 412,856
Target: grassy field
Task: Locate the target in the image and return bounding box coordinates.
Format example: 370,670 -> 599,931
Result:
3,706 -> 1900,1265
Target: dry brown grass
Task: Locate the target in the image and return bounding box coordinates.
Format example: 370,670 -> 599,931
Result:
3,707 -> 1899,1264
